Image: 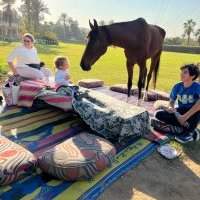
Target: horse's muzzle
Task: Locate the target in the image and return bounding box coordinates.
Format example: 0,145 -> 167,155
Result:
80,61 -> 91,71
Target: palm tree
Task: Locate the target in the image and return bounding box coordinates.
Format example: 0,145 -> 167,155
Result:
59,13 -> 71,41
1,0 -> 16,26
20,0 -> 49,33
183,19 -> 196,45
20,0 -> 33,32
32,0 -> 49,33
195,28 -> 200,46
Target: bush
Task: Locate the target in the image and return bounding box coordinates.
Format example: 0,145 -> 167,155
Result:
163,45 -> 200,54
36,32 -> 59,45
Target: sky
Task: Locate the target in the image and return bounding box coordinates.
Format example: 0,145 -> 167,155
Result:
15,0 -> 200,37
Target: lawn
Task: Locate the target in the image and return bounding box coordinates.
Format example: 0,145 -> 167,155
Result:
0,42 -> 199,92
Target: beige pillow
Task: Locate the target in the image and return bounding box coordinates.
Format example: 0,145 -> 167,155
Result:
78,79 -> 104,88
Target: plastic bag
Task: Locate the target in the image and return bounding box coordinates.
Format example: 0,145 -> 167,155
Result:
2,82 -> 20,106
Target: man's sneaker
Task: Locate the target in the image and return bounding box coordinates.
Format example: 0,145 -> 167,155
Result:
151,118 -> 183,134
151,119 -> 171,133
175,133 -> 194,144
192,129 -> 200,141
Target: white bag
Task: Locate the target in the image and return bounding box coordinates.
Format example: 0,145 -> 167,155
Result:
2,83 -> 20,106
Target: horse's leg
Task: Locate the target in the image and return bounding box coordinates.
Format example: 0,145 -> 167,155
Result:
137,60 -> 147,106
144,52 -> 161,101
126,60 -> 134,102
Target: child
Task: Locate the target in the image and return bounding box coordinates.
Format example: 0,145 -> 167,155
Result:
152,63 -> 200,143
54,56 -> 71,85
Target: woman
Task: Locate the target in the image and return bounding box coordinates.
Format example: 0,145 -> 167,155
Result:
7,33 -> 44,80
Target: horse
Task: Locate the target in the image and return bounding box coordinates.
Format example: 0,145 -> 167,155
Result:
80,18 -> 166,104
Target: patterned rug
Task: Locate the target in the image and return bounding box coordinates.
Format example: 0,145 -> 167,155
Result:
0,89 -> 158,200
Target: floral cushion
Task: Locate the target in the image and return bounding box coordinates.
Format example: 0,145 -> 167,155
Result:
110,84 -> 138,95
78,79 -> 104,88
72,88 -> 150,142
0,136 -> 37,185
38,132 -> 116,180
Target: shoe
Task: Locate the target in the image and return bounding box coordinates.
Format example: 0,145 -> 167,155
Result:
157,144 -> 181,159
151,118 -> 171,133
175,133 -> 193,144
192,129 -> 200,141
151,118 -> 184,134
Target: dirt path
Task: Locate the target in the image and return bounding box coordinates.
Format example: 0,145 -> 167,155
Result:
98,142 -> 200,200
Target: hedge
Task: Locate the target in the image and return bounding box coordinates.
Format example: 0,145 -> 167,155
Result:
163,45 -> 200,54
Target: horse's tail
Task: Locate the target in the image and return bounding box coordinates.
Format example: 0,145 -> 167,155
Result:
152,51 -> 162,89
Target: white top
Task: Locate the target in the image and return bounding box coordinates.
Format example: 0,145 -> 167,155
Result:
55,69 -> 70,85
7,45 -> 40,68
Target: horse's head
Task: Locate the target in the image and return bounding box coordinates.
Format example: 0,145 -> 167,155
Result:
80,19 -> 109,71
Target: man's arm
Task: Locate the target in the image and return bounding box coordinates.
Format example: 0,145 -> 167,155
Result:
177,100 -> 200,126
183,100 -> 200,120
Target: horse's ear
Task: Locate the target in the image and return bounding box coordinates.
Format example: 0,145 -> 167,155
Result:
89,20 -> 94,30
93,19 -> 98,30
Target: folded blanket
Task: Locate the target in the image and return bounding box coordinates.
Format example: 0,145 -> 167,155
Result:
17,80 -> 72,111
18,80 -> 47,107
37,89 -> 73,111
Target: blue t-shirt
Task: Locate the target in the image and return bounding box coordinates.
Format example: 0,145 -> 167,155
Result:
170,82 -> 200,109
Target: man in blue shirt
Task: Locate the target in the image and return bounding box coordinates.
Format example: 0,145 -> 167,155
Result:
151,63 -> 200,143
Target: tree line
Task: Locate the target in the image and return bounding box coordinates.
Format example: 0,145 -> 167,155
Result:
0,0 -> 88,43
0,1 -> 200,46
165,19 -> 200,46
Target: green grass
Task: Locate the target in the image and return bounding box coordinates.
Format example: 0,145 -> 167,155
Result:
0,42 -> 199,92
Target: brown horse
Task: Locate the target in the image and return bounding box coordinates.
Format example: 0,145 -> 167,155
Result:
80,18 -> 166,103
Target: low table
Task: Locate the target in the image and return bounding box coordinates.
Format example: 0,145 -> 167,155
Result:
72,88 -> 150,142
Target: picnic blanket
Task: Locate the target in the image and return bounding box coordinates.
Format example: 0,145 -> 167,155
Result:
0,104 -> 157,200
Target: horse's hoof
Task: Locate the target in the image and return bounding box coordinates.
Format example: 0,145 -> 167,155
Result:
143,91 -> 148,101
126,97 -> 130,103
137,99 -> 142,106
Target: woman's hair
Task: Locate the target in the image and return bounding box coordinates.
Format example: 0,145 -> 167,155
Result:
23,33 -> 35,43
40,62 -> 45,67
54,56 -> 69,69
180,63 -> 200,80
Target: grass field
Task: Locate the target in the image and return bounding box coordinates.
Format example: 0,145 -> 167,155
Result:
0,42 -> 199,92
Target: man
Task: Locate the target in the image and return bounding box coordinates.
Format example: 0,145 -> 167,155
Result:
152,63 -> 200,143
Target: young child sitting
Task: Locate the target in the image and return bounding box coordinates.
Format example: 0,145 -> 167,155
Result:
54,56 -> 71,86
151,63 -> 200,143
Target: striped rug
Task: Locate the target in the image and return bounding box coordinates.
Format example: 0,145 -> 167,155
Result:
0,90 -> 158,200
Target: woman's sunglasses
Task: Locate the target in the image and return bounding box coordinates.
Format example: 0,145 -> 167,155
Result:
24,40 -> 31,43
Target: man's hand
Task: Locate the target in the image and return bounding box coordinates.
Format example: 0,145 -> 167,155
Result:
164,107 -> 176,113
176,114 -> 187,127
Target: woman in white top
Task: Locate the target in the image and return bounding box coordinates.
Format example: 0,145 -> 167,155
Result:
7,33 -> 45,80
